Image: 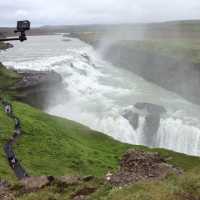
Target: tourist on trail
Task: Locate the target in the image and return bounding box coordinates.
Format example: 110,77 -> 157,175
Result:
9,157 -> 17,168
4,103 -> 12,116
13,118 -> 21,136
14,128 -> 21,136
14,118 -> 21,129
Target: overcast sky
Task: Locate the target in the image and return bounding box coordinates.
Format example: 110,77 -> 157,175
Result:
1,0 -> 200,27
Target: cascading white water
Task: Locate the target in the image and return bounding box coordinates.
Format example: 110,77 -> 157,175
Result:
1,35 -> 200,156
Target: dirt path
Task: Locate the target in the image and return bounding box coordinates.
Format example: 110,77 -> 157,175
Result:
1,99 -> 28,179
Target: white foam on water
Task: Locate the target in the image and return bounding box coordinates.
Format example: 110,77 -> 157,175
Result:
1,35 -> 200,156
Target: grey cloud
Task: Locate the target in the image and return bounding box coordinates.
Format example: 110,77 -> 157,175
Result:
0,0 -> 200,26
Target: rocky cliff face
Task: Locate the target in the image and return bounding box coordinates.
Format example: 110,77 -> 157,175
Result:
14,70 -> 64,109
0,63 -> 64,109
102,43 -> 200,105
73,32 -> 200,105
0,32 -> 14,50
0,42 -> 13,51
123,103 -> 166,147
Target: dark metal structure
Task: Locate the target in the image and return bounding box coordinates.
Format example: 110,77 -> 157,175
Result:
0,20 -> 30,42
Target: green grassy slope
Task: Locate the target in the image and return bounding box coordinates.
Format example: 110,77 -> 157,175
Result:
0,106 -> 17,182
1,100 -> 200,200
114,39 -> 200,65
0,101 -> 132,180
0,63 -> 21,97
1,101 -> 200,182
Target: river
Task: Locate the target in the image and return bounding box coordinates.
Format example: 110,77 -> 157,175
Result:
0,35 -> 200,156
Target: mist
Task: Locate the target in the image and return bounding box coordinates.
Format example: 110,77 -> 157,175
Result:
82,22 -> 200,106
1,0 -> 200,26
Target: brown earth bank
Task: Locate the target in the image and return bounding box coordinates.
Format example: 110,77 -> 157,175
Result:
106,149 -> 182,186
0,149 -> 183,200
0,175 -> 99,200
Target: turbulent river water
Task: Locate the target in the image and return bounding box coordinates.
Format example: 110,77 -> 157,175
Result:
1,35 -> 200,156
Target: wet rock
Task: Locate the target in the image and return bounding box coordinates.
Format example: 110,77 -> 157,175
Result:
81,54 -> 91,63
107,149 -> 181,186
20,176 -> 53,191
5,43 -> 14,49
0,42 -> 13,51
135,102 -> 166,115
142,114 -> 161,146
122,110 -> 139,130
134,102 -> 166,146
15,70 -> 62,89
13,70 -> 65,109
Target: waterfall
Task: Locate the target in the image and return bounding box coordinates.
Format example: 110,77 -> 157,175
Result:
1,35 -> 200,156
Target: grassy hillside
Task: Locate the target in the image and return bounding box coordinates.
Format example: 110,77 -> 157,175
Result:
1,100 -> 200,178
1,100 -> 200,199
111,39 -> 200,65
0,63 -> 21,85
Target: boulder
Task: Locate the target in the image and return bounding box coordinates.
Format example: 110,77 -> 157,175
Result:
55,176 -> 80,186
20,176 -> 53,191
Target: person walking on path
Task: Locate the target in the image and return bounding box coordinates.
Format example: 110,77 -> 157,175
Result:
14,117 -> 21,136
4,103 -> 13,116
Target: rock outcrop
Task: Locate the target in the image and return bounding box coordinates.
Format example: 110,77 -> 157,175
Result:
103,43 -> 200,106
122,110 -> 139,130
135,102 -> 166,146
107,149 -> 181,186
14,70 -> 65,109
20,176 -> 54,191
0,42 -> 13,51
134,102 -> 166,115
123,103 -> 166,146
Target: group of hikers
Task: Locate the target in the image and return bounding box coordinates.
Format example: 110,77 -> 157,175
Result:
0,97 -> 28,178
